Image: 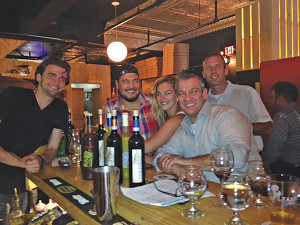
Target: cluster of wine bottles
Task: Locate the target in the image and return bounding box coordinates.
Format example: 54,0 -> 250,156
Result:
78,109 -> 145,187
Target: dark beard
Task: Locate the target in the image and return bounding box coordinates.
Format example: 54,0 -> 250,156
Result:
118,89 -> 140,102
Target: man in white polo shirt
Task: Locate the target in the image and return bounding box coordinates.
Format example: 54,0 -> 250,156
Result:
202,52 -> 273,151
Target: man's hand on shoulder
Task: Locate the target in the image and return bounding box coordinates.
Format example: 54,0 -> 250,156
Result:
23,154 -> 42,173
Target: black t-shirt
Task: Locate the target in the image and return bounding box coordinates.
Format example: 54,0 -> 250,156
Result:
0,87 -> 68,194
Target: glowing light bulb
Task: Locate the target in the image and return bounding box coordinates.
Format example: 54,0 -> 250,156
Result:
107,41 -> 127,62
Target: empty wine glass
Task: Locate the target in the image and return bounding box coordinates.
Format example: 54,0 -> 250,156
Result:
178,165 -> 207,218
247,160 -> 269,208
222,172 -> 252,225
210,148 -> 234,207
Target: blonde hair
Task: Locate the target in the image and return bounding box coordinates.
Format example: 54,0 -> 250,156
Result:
151,76 -> 179,129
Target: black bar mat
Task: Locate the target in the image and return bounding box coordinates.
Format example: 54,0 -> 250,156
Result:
43,177 -> 131,224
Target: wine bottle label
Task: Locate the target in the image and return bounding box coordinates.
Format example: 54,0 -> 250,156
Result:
83,149 -> 94,168
106,147 -> 115,166
98,140 -> 104,166
123,151 -> 129,169
133,119 -> 140,132
132,149 -> 142,183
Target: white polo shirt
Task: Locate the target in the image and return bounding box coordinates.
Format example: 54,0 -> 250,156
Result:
206,80 -> 272,151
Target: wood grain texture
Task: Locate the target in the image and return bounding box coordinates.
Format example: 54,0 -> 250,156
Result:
0,38 -> 25,60
27,165 -> 300,225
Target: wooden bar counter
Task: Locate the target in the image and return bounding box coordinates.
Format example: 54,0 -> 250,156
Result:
26,164 -> 300,225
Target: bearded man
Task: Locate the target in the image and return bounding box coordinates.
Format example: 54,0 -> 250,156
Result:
104,64 -> 156,139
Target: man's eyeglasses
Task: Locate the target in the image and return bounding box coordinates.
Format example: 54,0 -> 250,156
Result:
153,182 -> 182,197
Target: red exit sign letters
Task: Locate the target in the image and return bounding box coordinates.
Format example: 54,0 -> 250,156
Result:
224,46 -> 235,56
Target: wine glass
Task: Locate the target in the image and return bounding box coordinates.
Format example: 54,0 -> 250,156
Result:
222,172 -> 252,225
247,160 -> 269,208
178,165 -> 207,218
210,148 -> 234,207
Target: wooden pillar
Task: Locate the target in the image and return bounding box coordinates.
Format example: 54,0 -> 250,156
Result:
236,0 -> 300,71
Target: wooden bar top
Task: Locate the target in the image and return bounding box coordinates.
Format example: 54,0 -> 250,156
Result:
26,164 -> 300,225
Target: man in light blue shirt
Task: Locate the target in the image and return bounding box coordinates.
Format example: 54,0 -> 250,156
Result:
153,72 -> 261,183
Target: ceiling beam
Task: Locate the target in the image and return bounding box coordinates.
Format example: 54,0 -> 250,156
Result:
20,0 -> 78,34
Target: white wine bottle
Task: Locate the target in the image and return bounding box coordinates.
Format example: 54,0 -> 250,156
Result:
121,112 -> 130,182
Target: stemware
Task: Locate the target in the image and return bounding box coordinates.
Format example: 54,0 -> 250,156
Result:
178,165 -> 207,218
222,172 -> 252,225
210,148 -> 234,207
247,160 -> 269,208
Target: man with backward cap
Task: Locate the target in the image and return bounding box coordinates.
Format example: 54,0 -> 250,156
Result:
104,64 -> 156,140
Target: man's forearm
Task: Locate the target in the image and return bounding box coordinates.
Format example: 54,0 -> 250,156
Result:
157,160 -> 183,177
157,154 -> 211,175
39,148 -> 58,164
189,155 -> 211,170
0,146 -> 25,168
253,122 -> 273,135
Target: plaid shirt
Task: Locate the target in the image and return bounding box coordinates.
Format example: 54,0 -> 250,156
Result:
104,94 -> 157,140
262,102 -> 300,166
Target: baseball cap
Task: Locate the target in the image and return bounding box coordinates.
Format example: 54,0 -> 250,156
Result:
117,64 -> 139,80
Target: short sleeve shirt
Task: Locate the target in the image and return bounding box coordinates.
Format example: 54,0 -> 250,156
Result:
0,87 -> 68,194
206,81 -> 272,151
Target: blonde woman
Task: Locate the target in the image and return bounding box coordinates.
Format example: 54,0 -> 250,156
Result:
145,76 -> 185,155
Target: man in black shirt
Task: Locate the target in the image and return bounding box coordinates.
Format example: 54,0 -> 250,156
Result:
0,58 -> 71,224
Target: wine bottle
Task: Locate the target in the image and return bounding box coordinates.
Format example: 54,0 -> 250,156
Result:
24,190 -> 37,223
65,109 -> 74,155
121,112 -> 131,182
129,110 -> 145,187
81,114 -> 97,180
56,132 -> 66,157
106,109 -> 123,184
96,109 -> 106,166
103,112 -> 112,165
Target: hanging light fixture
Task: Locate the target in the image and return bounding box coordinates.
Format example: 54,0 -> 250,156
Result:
107,1 -> 127,62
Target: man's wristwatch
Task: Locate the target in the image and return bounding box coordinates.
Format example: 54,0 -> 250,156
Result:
37,155 -> 45,168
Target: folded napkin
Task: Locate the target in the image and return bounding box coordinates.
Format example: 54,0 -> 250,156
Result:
121,180 -> 215,207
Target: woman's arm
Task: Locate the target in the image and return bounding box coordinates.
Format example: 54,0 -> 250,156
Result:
145,114 -> 185,153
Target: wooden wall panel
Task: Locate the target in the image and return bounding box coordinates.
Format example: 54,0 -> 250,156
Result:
235,9 -> 243,71
252,3 -> 260,69
293,0 -> 300,56
238,0 -> 300,69
0,38 -> 25,59
280,0 -> 287,58
243,6 -> 251,70
287,0 -> 293,58
71,88 -> 85,129
0,58 -> 38,79
271,0 -> 280,61
260,0 -> 273,62
236,2 -> 260,71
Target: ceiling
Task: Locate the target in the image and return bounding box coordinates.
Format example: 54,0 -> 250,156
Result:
0,0 -> 255,65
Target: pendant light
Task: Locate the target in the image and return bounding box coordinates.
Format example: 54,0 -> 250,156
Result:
107,1 -> 127,62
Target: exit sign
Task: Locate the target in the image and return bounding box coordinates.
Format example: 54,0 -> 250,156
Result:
224,46 -> 235,56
